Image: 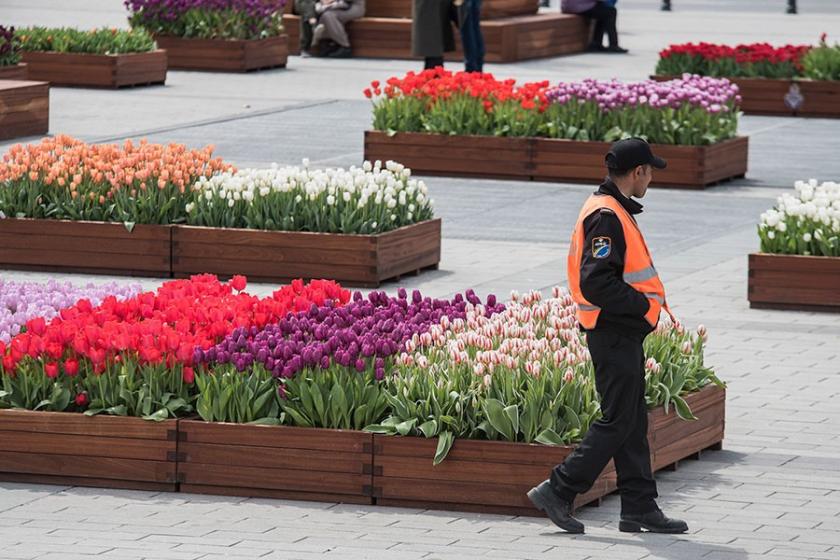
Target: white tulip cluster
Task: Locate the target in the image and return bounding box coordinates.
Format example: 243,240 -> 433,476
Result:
758,180 -> 840,257
184,160 -> 434,234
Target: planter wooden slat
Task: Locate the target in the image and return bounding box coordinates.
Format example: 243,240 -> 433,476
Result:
21,50 -> 166,88
372,436 -> 615,515
371,385 -> 724,517
0,63 -> 28,80
648,384 -> 726,471
0,410 -> 178,491
0,80 -> 49,140
154,35 -> 288,72
178,420 -> 374,504
365,131 -> 749,189
172,219 -> 441,287
748,253 -> 840,312
283,13 -> 586,62
653,75 -> 840,118
0,218 -> 171,277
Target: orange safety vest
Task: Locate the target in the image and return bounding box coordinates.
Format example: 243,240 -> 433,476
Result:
567,193 -> 674,330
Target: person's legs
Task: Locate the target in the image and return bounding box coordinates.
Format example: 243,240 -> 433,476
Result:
295,0 -> 316,51
581,4 -> 607,50
605,6 -> 620,49
460,0 -> 484,72
611,344 -> 658,515
424,56 -> 444,69
550,330 -> 644,501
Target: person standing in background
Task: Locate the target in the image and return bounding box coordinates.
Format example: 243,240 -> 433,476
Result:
458,0 -> 485,72
412,0 -> 456,69
562,0 -> 628,53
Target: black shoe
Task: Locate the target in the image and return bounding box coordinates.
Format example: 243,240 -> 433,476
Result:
619,509 -> 688,534
527,480 -> 584,534
605,45 -> 629,54
586,43 -> 606,53
327,46 -> 352,58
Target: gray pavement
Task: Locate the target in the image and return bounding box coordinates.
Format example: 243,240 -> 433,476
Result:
1,0 -> 840,559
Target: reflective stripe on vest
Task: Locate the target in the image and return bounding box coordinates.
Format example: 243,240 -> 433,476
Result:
567,194 -> 670,329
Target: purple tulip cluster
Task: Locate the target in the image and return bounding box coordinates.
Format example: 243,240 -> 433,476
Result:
125,0 -> 286,23
195,288 -> 504,380
0,279 -> 142,343
545,75 -> 741,114
0,25 -> 19,66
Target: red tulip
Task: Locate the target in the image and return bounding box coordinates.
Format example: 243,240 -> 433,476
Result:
75,392 -> 89,407
44,362 -> 59,379
63,358 -> 80,377
182,366 -> 195,384
231,275 -> 247,292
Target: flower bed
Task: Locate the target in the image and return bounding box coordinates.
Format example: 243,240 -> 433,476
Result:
127,0 -> 288,71
363,71 -> 748,188
17,27 -> 166,87
0,80 -> 49,141
654,38 -> 840,117
750,180 -> 840,311
0,278 -> 725,509
1,138 -> 440,283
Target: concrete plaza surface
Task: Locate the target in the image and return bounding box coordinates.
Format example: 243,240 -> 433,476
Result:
2,0 -> 840,559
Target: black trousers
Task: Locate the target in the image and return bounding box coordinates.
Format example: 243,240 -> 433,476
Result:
550,329 -> 658,515
582,4 -> 619,48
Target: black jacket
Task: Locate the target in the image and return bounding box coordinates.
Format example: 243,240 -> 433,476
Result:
579,179 -> 653,337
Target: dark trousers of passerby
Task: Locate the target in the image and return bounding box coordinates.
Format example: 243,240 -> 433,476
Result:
549,329 -> 659,514
424,56 -> 444,69
582,3 -> 618,49
460,0 -> 485,72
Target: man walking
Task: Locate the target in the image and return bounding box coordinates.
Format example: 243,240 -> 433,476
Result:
527,138 -> 688,535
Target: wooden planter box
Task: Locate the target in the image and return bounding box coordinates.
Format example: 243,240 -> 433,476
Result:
0,410 -> 178,492
171,219 -> 441,288
370,385 -> 725,517
371,436 -> 617,516
0,218 -> 171,277
653,75 -> 840,118
0,63 -> 28,80
748,253 -> 840,312
154,35 -> 288,72
283,13 -> 587,62
20,50 -> 166,88
648,384 -> 726,471
0,80 -> 49,141
177,421 -> 374,504
364,131 -> 749,189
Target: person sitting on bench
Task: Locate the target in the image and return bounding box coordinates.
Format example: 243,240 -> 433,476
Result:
308,0 -> 366,57
562,0 -> 628,54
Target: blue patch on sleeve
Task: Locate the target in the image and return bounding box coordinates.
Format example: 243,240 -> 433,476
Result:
592,236 -> 611,259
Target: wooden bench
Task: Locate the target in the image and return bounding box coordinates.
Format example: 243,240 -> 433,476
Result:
283,12 -> 588,62
285,0 -> 539,19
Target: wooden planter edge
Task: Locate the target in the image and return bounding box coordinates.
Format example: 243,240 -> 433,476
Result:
364,130 -> 748,188
748,252 -> 840,312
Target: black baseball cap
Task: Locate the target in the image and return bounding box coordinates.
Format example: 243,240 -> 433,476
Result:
605,138 -> 667,172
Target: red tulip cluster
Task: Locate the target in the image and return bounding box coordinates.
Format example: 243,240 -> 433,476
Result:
0,275 -> 350,377
656,42 -> 811,79
660,42 -> 809,65
364,67 -> 551,112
